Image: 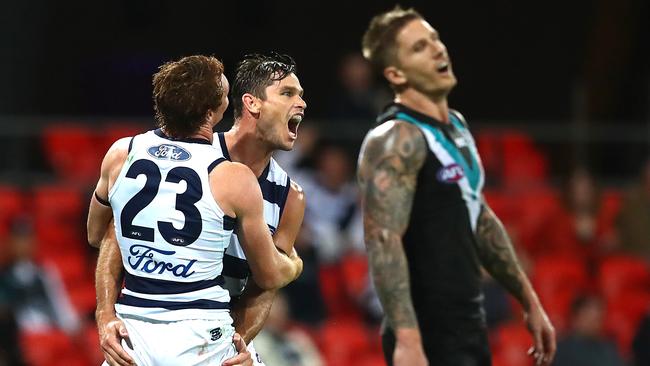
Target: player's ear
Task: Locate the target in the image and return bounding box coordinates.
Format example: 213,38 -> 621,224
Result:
242,93 -> 261,115
384,66 -> 407,87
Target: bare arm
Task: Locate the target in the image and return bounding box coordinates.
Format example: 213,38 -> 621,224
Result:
87,138 -> 129,247
95,223 -> 123,323
211,162 -> 302,290
475,201 -> 556,365
474,202 -> 535,308
357,121 -> 427,345
95,221 -> 134,366
232,181 -> 305,343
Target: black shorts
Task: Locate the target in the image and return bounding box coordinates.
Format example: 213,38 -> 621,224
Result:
381,323 -> 492,366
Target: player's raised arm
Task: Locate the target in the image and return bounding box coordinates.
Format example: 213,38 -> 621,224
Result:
212,161 -> 302,290
358,120 -> 428,366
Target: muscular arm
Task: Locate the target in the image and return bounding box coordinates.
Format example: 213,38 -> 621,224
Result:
95,224 -> 124,325
87,138 -> 129,247
474,202 -> 537,310
357,121 -> 426,332
475,201 -> 556,365
231,181 -> 305,344
212,162 -> 302,290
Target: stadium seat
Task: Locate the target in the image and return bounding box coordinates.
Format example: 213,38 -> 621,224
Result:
32,185 -> 84,219
319,263 -> 362,320
532,255 -> 590,333
491,322 -> 534,366
597,255 -> 650,302
604,292 -> 650,357
101,123 -> 144,152
20,329 -> 89,366
319,319 -> 372,366
341,253 -> 369,298
500,131 -> 548,190
42,125 -> 103,186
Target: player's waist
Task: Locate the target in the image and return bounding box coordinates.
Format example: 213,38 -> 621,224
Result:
118,272 -> 230,311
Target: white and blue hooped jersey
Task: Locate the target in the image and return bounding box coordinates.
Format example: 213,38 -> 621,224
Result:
109,129 -> 234,322
213,133 -> 291,298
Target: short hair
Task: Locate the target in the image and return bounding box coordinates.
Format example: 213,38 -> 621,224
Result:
152,55 -> 225,138
361,6 -> 423,73
231,52 -> 297,119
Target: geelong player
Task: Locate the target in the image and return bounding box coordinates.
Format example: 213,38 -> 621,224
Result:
87,55 -> 302,366
93,53 -> 307,366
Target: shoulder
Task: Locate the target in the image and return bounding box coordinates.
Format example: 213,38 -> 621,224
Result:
358,120 -> 427,171
287,179 -> 305,207
211,160 -> 255,180
102,137 -> 131,170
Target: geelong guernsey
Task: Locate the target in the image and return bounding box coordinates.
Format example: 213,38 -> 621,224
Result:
377,103 -> 487,329
109,129 -> 234,322
213,133 -> 291,298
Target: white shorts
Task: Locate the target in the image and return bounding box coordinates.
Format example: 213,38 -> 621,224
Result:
247,341 -> 266,366
102,314 -> 237,366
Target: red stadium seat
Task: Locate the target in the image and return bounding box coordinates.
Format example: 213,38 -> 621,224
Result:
101,123 -> 144,152
598,255 -> 650,301
319,319 -> 372,366
604,292 -> 650,357
491,322 -> 534,366
42,125 -> 103,186
341,253 -> 369,298
319,263 -> 362,320
500,131 -> 548,190
20,329 -> 89,366
32,185 -> 86,259
532,255 -> 590,333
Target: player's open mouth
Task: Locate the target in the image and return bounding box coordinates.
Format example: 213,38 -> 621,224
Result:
288,114 -> 302,139
436,62 -> 450,73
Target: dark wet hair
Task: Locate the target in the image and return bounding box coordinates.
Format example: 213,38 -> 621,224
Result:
231,52 -> 297,118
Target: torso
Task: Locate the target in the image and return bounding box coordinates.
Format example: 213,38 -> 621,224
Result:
214,133 -> 292,298
376,103 -> 487,330
109,129 -> 234,322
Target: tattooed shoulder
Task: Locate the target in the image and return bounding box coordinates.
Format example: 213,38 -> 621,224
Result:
357,120 -> 427,186
358,121 -> 427,233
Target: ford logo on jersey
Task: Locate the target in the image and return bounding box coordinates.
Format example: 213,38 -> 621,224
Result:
147,144 -> 191,161
437,163 -> 465,183
127,244 -> 196,278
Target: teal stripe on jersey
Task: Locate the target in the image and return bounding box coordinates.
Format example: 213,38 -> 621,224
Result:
396,112 -> 481,194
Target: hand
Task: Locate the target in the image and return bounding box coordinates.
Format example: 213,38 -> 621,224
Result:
393,329 -> 428,366
525,305 -> 556,366
98,316 -> 135,366
222,333 -> 253,366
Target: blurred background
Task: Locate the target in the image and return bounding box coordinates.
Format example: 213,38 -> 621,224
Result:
1,0 -> 649,365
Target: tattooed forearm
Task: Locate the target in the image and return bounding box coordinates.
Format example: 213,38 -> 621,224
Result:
475,203 -> 531,309
358,121 -> 426,329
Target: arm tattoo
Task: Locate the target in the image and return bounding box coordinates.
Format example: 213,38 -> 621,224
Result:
358,121 -> 426,329
475,203 -> 530,309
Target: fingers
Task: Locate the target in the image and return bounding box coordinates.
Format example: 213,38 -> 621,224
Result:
528,328 -> 545,366
541,326 -> 557,365
222,333 -> 252,366
102,339 -> 135,366
101,326 -> 135,366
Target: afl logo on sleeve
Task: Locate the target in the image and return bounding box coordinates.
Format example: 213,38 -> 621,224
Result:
147,144 -> 191,161
437,163 -> 465,183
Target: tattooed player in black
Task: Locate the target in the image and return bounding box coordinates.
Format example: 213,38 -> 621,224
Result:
358,7 -> 556,366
